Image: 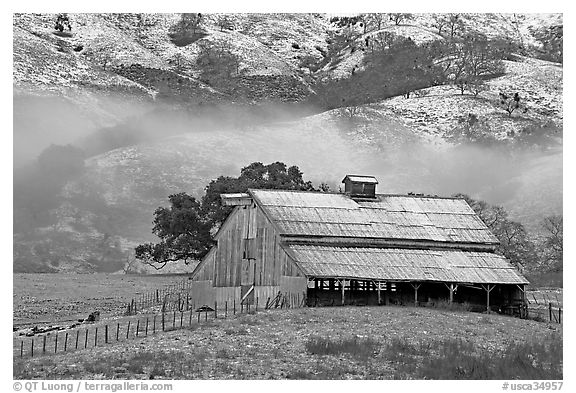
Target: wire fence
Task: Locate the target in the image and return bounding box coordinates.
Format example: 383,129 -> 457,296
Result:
14,291 -> 306,359
525,292 -> 563,324
124,280 -> 194,315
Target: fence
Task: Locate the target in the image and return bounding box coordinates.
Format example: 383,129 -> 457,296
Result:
123,279 -> 307,315
124,280 -> 195,315
526,292 -> 563,324
14,292 -> 304,359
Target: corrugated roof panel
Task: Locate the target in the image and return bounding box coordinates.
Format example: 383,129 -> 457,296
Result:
252,190 -> 359,209
287,245 -> 528,284
250,190 -> 498,245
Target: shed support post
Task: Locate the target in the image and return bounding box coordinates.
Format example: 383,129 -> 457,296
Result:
444,283 -> 458,304
516,284 -> 526,303
482,284 -> 495,313
411,283 -> 421,306
372,280 -> 382,305
340,279 -> 345,306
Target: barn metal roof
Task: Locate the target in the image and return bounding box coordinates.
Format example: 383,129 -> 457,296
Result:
286,245 -> 528,284
249,190 -> 498,245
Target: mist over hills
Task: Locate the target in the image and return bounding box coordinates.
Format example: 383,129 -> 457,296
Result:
13,13 -> 562,273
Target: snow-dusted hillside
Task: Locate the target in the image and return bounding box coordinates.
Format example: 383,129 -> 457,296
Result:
13,13 -> 563,273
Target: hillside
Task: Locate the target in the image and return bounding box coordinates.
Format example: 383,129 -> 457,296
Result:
13,13 -> 563,273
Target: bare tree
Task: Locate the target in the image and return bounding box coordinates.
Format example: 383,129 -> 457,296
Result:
170,52 -> 189,72
342,105 -> 362,119
216,14 -> 235,32
446,14 -> 464,38
499,92 -> 524,117
540,215 -> 562,271
441,35 -> 504,95
363,13 -> 387,33
123,255 -> 139,274
388,13 -> 413,26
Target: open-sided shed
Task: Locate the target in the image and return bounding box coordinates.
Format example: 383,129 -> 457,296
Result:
190,176 -> 528,311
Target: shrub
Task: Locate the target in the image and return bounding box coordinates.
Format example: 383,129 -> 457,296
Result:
305,335 -> 380,359
385,334 -> 562,379
424,299 -> 473,312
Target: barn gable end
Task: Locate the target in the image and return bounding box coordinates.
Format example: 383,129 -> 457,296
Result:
190,194 -> 307,307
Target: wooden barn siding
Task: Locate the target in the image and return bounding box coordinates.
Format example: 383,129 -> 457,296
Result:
188,280 -> 215,306
193,248 -> 215,281
215,286 -> 241,307
280,275 -> 307,294
211,203 -> 304,288
187,202 -> 307,308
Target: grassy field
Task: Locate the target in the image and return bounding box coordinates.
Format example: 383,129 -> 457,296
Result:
13,273 -> 190,327
13,306 -> 562,380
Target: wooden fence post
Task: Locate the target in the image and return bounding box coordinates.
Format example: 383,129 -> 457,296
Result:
43,334 -> 47,354
55,333 -> 58,353
146,318 -> 149,335
126,321 -> 131,339
225,301 -> 228,318
31,338 -> 34,357
153,315 -> 156,334
136,320 -> 140,337
75,330 -> 79,350
84,329 -> 88,349
189,309 -> 193,326
20,340 -> 23,358
197,311 -> 200,323
256,297 -> 259,312
64,333 -> 68,351
173,311 -> 176,329
94,327 -> 98,347
215,301 -> 218,319
162,312 -> 165,331
105,325 -> 108,344
180,312 -> 184,328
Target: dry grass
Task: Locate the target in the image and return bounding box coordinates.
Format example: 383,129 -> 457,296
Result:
305,336 -> 379,360
385,334 -> 562,380
13,305 -> 562,380
13,273 -> 190,327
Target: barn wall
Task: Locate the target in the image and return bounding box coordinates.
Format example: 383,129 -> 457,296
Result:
188,280 -> 215,306
192,248 -> 215,282
280,275 -> 307,293
190,201 -> 307,308
215,286 -> 241,307
212,202 -> 304,288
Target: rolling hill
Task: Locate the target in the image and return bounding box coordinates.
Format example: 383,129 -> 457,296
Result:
13,13 -> 563,273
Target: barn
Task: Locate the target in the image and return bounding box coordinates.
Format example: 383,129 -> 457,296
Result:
189,175 -> 528,312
